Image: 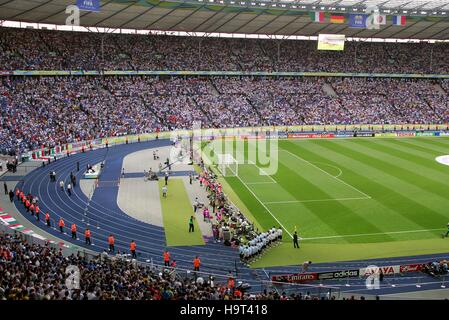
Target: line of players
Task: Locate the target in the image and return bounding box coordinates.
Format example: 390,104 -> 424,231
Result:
239,227 -> 283,264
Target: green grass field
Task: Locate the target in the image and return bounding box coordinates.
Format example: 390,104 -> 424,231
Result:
205,137 -> 449,266
159,179 -> 205,246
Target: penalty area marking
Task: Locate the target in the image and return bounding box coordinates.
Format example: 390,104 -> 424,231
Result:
280,149 -> 371,200
246,181 -> 277,185
300,228 -> 445,241
234,173 -> 293,239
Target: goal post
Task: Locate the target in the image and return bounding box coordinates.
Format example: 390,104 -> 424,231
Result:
217,154 -> 238,177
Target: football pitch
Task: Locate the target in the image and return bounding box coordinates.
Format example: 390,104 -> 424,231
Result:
204,137 -> 449,267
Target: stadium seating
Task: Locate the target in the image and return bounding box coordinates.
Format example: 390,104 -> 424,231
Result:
0,76 -> 448,155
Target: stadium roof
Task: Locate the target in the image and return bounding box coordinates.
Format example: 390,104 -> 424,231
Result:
1,0 -> 449,39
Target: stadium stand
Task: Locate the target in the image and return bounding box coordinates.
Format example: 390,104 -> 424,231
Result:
0,28 -> 448,73
1,75 -> 448,155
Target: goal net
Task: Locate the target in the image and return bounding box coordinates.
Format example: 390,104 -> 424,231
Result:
217,154 -> 238,177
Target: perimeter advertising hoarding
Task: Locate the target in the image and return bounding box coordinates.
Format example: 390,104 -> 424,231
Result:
287,133 -> 335,139
375,133 -> 398,137
416,131 -> 436,136
271,273 -> 318,283
353,132 -> 375,137
399,264 -> 424,273
359,265 -> 401,276
397,132 -> 416,137
317,269 -> 359,280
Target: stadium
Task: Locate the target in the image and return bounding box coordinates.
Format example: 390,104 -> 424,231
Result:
0,0 -> 449,303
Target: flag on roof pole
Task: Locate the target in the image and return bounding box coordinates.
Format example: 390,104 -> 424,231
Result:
392,15 -> 406,26
310,11 -> 325,23
330,15 -> 345,24
376,14 -> 387,25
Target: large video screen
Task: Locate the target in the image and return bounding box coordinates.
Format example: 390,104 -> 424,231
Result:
317,34 -> 345,51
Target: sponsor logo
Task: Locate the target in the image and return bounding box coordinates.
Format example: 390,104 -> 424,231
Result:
416,131 -> 435,136
400,264 -> 424,273
397,132 -> 416,137
360,265 -> 400,276
288,133 -> 335,139
375,133 -> 397,137
336,134 -> 353,138
272,273 -> 318,283
318,269 -> 359,280
354,132 -> 375,137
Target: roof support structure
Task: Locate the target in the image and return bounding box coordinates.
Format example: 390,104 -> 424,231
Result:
93,2 -> 136,27
406,20 -> 445,38
192,5 -> 227,31
166,4 -> 206,30
251,9 -> 289,34
208,11 -> 242,33
230,9 -> 265,33
271,15 -> 304,35
7,0 -> 54,20
117,4 -> 158,29
143,1 -> 185,29
35,0 -> 115,25
430,23 -> 449,38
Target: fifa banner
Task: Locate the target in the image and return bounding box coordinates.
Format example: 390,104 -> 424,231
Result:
348,14 -> 370,28
77,0 -> 100,12
271,273 -> 318,283
348,14 -> 386,28
317,34 -> 345,51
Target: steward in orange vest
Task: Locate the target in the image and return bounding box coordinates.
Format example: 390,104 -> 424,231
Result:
84,229 -> 91,245
130,240 -> 137,259
163,250 -> 170,266
58,218 -> 65,233
45,212 -> 51,227
71,224 -> 77,239
108,235 -> 115,253
193,256 -> 201,271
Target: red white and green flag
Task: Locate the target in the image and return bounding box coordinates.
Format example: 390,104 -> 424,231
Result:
310,11 -> 324,23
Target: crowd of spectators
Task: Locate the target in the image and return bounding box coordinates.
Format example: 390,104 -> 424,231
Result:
1,76 -> 448,155
196,163 -> 283,263
1,27 -> 448,73
0,231 -> 333,300
422,259 -> 449,277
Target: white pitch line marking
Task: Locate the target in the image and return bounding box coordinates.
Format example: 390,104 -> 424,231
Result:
301,228 -> 444,241
247,160 -> 277,184
280,149 -> 371,199
246,181 -> 277,185
264,197 -> 371,205
235,174 -> 293,239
